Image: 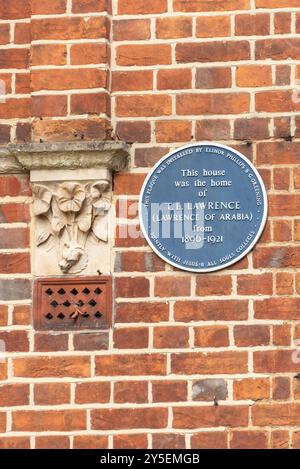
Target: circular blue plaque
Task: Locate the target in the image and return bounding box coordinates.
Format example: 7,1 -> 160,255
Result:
139,143 -> 268,272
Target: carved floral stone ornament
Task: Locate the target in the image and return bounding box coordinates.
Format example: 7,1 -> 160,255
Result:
33,179 -> 111,274
0,141 -> 130,277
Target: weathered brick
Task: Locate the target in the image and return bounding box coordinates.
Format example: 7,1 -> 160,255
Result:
0,331 -> 29,352
35,436 -> 70,449
254,350 -> 300,373
194,326 -> 229,347
92,408 -> 168,430
116,121 -> 151,143
154,326 -> 189,348
0,0 -> 30,20
156,120 -> 192,143
0,228 -> 29,249
196,275 -> 232,295
117,44 -> 171,66
114,19 -> 150,41
12,410 -> 86,432
252,403 -> 300,426
34,383 -> 70,405
155,276 -> 191,297
32,17 -> 108,41
13,356 -> 90,378
75,382 -> 110,404
152,433 -> 186,449
114,381 -> 148,404
196,16 -> 230,37
152,380 -> 187,402
32,69 -> 107,91
118,0 -> 167,14
174,0 -> 250,12
255,297 -> 300,320
177,93 -> 250,115
192,379 -> 227,401
176,41 -> 250,63
157,17 -> 192,39
95,354 -> 166,376
112,70 -> 153,92
234,325 -> 270,347
116,302 -> 169,323
113,434 -> 147,449
174,300 -> 248,321
230,431 -> 268,449
234,118 -> 270,140
233,378 -> 270,400
272,376 -> 290,400
34,333 -> 68,352
0,438 -> 30,449
71,93 -> 110,116
116,95 -> 172,117
256,39 -> 300,60
72,0 -> 107,13
0,384 -> 29,406
0,279 -> 31,301
171,351 -> 247,374
196,119 -> 231,140
235,14 -> 270,36
73,435 -> 108,449
70,43 -> 108,65
113,327 -> 149,349
236,65 -> 272,87
173,405 -> 248,429
31,44 -> 67,66
73,332 -> 109,351
157,69 -> 192,90
196,67 -> 231,89
191,432 -> 227,449
31,0 -> 66,14
237,273 -> 273,295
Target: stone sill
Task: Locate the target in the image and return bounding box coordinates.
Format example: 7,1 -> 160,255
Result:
0,141 -> 130,174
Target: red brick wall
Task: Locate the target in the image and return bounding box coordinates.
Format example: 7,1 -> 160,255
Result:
0,0 -> 300,449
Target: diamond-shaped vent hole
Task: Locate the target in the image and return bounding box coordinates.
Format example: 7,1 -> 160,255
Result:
77,300 -> 84,307
83,313 -> 90,318
58,288 -> 65,295
63,300 -> 71,307
57,313 -> 65,319
82,288 -> 90,295
89,299 -> 97,307
95,311 -> 102,318
71,288 -> 78,296
45,313 -> 53,320
94,288 -> 102,295
50,300 -> 58,308
46,288 -> 53,296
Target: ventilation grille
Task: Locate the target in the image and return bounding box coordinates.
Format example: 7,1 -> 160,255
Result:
33,276 -> 112,330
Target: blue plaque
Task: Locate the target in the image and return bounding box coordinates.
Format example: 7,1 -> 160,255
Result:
139,143 -> 268,272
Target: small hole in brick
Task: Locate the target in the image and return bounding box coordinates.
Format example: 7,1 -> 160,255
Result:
45,313 -> 53,320
94,288 -> 102,295
50,300 -> 58,308
83,313 -> 90,318
71,288 -> 78,296
77,300 -> 84,307
89,299 -> 97,307
82,288 -> 90,295
57,313 -> 65,319
58,288 -> 66,295
46,288 -> 53,296
63,300 -> 71,307
95,311 -> 102,318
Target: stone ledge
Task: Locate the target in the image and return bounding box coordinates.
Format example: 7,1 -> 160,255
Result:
0,141 -> 130,174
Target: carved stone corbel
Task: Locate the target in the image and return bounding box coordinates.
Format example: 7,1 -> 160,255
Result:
1,141 -> 130,276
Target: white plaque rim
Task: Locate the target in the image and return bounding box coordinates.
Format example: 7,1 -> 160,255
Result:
139,142 -> 268,273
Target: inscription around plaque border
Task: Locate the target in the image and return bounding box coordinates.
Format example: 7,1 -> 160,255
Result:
139,143 -> 268,273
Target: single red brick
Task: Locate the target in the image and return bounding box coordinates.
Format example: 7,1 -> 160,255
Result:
92,407 -> 168,430
157,16 -> 192,39
116,121 -> 151,143
114,381 -> 148,404
116,44 -> 171,66
12,410 -> 86,432
196,275 -> 232,295
70,43 -> 108,65
156,120 -> 192,143
116,302 -> 169,323
112,70 -> 153,92
157,68 -> 192,90
32,17 -> 108,41
154,326 -> 189,348
171,351 -> 247,374
113,434 -> 147,449
194,326 -> 229,347
73,333 -> 109,351
118,0 -> 167,14
233,378 -> 270,400
272,376 -> 290,400
177,93 -> 250,115
114,19 -> 150,41
174,300 -> 248,322
196,16 -> 230,37
176,41 -> 250,63
34,383 -> 70,405
196,119 -> 231,140
152,433 -> 186,449
75,382 -> 110,404
252,403 -> 300,426
73,435 -> 108,449
234,325 -> 270,347
95,354 -> 166,376
31,44 -> 67,66
230,431 -> 268,449
13,356 -> 91,378
113,327 -> 149,349
174,0 -> 250,12
35,436 -> 70,449
31,0 -> 66,14
116,95 -> 172,117
173,405 -> 248,429
237,273 -> 273,295
0,384 -> 29,406
152,380 -> 187,402
191,432 -> 227,449
0,330 -> 29,352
